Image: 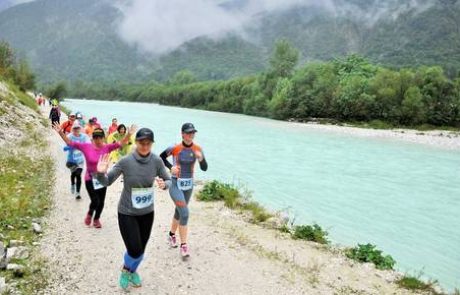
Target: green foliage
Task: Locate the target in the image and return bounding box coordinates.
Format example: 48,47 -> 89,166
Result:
44,81 -> 68,100
0,40 -> 35,91
292,224 -> 329,244
269,39 -> 299,78
345,243 -> 396,270
197,181 -> 272,223
69,44 -> 460,128
396,274 -> 442,294
0,136 -> 53,293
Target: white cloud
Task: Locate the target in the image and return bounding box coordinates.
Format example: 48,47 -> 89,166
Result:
116,0 -> 435,54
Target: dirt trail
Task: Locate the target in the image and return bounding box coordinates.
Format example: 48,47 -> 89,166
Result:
39,107 -> 423,295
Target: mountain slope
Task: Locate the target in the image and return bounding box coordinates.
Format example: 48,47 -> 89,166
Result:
0,0 -> 459,84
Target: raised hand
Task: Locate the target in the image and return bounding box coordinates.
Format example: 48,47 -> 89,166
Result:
97,154 -> 110,174
156,177 -> 166,190
194,150 -> 204,162
52,121 -> 62,133
128,124 -> 137,136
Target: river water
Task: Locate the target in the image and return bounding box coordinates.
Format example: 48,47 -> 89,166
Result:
63,99 -> 460,290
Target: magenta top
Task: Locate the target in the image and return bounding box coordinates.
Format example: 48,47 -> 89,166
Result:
68,141 -> 121,181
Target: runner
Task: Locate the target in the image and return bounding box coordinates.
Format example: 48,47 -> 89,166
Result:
49,103 -> 61,126
160,123 -> 208,258
76,112 -> 85,128
108,118 -> 118,135
107,124 -> 134,163
60,113 -> 77,134
63,121 -> 90,199
84,118 -> 97,136
53,122 -> 136,228
95,128 -> 171,290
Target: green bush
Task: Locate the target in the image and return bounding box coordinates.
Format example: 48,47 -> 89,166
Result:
396,274 -> 441,294
292,224 -> 329,244
345,243 -> 396,270
197,181 -> 272,223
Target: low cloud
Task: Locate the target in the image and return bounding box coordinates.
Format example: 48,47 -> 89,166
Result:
116,0 -> 435,55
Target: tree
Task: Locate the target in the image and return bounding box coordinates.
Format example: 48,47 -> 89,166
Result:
169,70 -> 197,85
269,39 -> 300,78
400,86 -> 426,125
15,59 -> 36,91
45,82 -> 68,99
268,78 -> 293,119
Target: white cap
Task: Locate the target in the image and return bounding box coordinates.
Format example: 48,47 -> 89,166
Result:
72,121 -> 82,129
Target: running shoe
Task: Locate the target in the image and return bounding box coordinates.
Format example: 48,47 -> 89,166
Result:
93,219 -> 102,228
71,184 -> 76,194
168,233 -> 178,248
75,193 -> 81,200
130,272 -> 142,288
180,243 -> 190,258
119,269 -> 130,290
84,213 -> 92,226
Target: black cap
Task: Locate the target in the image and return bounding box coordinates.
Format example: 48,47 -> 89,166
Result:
92,128 -> 105,138
181,123 -> 197,133
136,128 -> 154,142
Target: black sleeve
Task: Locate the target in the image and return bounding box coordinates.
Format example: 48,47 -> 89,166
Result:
160,150 -> 173,169
199,157 -> 208,171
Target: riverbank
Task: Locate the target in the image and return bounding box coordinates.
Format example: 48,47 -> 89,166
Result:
290,121 -> 460,151
34,105 -> 450,294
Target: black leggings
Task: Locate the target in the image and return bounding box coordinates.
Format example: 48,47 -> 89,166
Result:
118,212 -> 154,258
71,168 -> 83,193
84,180 -> 107,220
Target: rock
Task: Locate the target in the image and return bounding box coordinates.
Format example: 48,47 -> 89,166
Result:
32,222 -> 42,234
31,218 -> 41,224
6,264 -> 25,276
6,225 -> 14,230
0,241 -> 4,257
6,246 -> 29,260
8,240 -> 23,247
0,276 -> 7,293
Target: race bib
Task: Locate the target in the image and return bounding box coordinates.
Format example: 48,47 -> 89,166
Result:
177,178 -> 193,191
73,150 -> 84,164
131,187 -> 154,209
92,177 -> 104,190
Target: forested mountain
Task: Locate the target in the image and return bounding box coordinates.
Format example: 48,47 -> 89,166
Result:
0,0 -> 459,84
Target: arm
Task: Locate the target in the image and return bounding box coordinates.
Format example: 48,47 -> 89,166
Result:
120,125 -> 137,146
195,147 -> 208,171
52,122 -> 71,145
156,158 -> 172,190
199,156 -> 208,171
96,155 -> 123,186
160,149 -> 173,169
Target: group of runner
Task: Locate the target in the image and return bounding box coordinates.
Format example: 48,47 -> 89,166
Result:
52,109 -> 208,290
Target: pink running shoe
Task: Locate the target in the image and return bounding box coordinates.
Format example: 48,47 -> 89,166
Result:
84,214 -> 92,226
168,234 -> 178,248
180,244 -> 190,258
93,219 -> 102,229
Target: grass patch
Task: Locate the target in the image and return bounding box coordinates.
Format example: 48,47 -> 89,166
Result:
197,180 -> 272,223
0,129 -> 53,293
292,224 -> 329,245
345,243 -> 396,270
396,274 -> 442,294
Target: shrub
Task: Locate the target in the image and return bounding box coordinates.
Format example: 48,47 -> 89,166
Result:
345,243 -> 396,270
292,224 -> 329,244
396,274 -> 440,294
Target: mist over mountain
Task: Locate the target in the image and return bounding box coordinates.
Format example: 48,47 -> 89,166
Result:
0,0 -> 459,84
